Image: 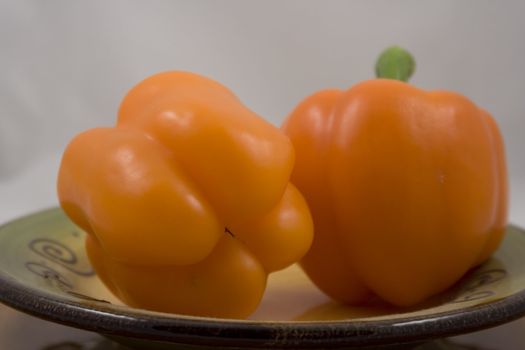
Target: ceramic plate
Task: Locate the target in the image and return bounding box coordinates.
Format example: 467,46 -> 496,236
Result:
0,208 -> 525,349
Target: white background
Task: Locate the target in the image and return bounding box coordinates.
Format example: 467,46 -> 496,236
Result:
1,0 -> 524,226
0,2 -> 525,349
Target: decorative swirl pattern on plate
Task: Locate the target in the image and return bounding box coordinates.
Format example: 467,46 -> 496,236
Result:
25,261 -> 111,304
29,238 -> 94,276
25,262 -> 73,290
66,290 -> 111,304
450,269 -> 507,303
24,233 -> 110,304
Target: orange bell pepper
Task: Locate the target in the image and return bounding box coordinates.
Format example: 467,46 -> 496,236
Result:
57,71 -> 313,318
282,47 -> 508,306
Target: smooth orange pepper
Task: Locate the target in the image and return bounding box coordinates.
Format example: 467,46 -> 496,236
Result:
57,71 -> 313,318
282,47 -> 508,306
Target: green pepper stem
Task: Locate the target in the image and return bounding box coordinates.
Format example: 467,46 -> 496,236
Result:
375,46 -> 416,82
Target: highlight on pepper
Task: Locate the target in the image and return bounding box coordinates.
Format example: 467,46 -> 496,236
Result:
282,46 -> 508,307
57,71 -> 314,319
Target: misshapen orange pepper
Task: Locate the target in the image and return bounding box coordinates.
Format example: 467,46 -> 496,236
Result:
57,71 -> 313,318
282,47 -> 508,306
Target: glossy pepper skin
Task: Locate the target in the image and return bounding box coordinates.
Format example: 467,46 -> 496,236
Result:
57,71 -> 313,318
282,79 -> 508,307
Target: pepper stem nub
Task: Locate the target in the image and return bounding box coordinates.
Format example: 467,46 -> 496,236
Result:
225,227 -> 235,237
375,46 -> 416,82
